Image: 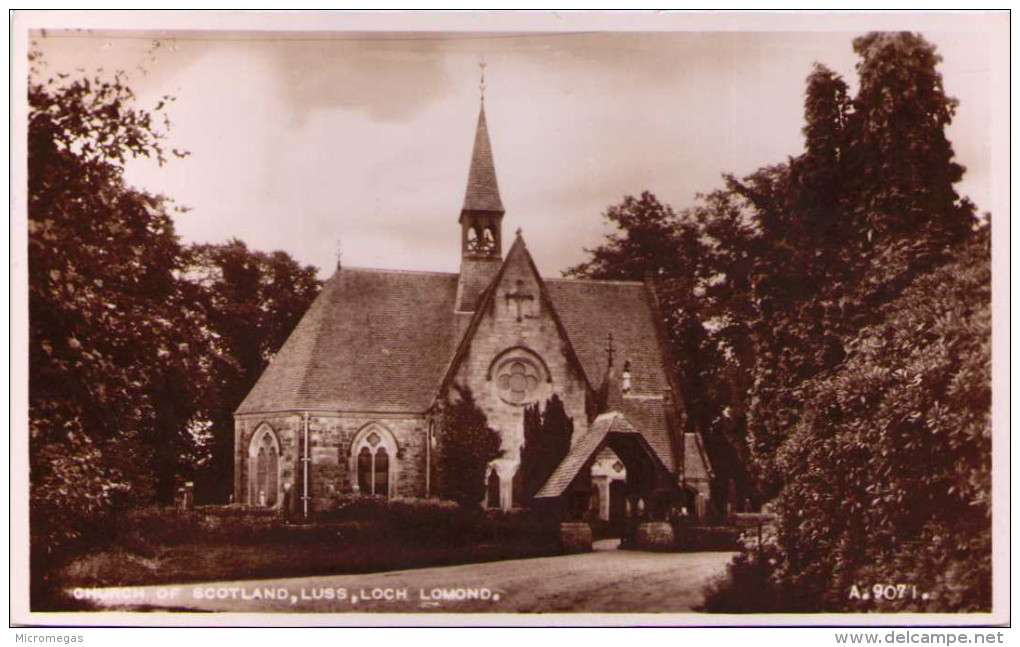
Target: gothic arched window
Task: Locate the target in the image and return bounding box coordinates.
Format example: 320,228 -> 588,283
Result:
374,447 -> 389,497
481,227 -> 496,252
249,424 -> 281,507
351,424 -> 397,498
357,446 -> 372,493
466,224 -> 497,255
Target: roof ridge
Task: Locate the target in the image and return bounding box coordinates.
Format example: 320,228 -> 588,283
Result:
545,276 -> 646,286
337,266 -> 459,278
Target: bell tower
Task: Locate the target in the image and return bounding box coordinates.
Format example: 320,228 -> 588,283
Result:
455,83 -> 505,313
460,104 -> 504,259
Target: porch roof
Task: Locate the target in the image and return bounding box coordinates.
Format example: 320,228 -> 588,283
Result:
534,411 -> 668,499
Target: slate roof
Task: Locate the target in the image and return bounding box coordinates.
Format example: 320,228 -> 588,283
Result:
621,397 -> 675,471
534,412 -> 641,498
236,268 -> 461,414
461,106 -> 504,214
237,245 -> 684,482
684,432 -> 713,481
534,409 -> 716,498
544,279 -> 670,396
455,257 -> 501,313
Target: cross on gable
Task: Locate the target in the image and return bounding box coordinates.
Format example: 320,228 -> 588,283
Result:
505,279 -> 534,322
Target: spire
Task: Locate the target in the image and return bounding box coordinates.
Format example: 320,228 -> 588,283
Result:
461,104 -> 504,216
457,75 -> 505,302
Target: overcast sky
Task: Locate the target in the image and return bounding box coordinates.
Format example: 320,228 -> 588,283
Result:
32,27 -> 994,279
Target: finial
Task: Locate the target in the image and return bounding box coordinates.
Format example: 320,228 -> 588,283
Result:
515,227 -> 522,237
604,332 -> 615,367
479,59 -> 487,104
335,239 -> 343,270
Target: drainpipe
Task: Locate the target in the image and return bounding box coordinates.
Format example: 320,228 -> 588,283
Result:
302,411 -> 310,519
425,417 -> 432,498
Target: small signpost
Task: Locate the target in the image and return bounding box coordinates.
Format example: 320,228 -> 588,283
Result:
174,481 -> 194,513
732,512 -> 777,557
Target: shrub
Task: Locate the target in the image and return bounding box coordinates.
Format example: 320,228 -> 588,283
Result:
434,385 -> 502,507
520,395 -> 573,504
673,525 -> 743,552
482,508 -> 559,545
700,551 -> 791,613
324,494 -> 490,547
708,232 -> 991,612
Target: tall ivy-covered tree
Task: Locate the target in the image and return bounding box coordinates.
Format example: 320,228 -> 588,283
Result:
28,62 -> 209,592
435,385 -> 502,507
185,240 -> 320,502
520,394 -> 574,503
705,32 -> 989,612
847,32 -> 974,254
735,33 -> 977,495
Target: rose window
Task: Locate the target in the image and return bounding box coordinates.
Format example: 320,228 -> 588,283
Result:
497,359 -> 541,405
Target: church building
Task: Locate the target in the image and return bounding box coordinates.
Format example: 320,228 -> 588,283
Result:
234,101 -> 715,523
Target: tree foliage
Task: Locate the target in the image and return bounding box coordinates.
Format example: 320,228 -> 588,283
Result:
435,385 -> 502,507
185,240 -> 320,502
567,191 -> 759,507
713,32 -> 985,611
576,32 -> 989,610
735,32 -> 976,496
520,394 -> 574,503
27,60 -> 323,609
708,229 -> 990,612
28,65 -> 210,558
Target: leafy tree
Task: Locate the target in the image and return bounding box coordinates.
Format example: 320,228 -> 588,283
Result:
705,32 -> 989,611
185,240 -> 320,502
567,191 -> 760,507
435,385 -> 502,507
28,62 -> 208,601
520,394 -> 574,503
733,33 -> 977,495
846,32 -> 974,251
764,228 -> 987,611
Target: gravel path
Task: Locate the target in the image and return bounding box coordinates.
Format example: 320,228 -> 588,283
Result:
78,545 -> 735,614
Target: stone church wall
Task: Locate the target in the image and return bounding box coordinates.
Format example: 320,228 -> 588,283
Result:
234,413 -> 302,507
234,412 -> 428,510
449,246 -> 590,493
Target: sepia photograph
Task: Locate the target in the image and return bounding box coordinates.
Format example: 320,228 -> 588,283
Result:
9,10 -> 1009,628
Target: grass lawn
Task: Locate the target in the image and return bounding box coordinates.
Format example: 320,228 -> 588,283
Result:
61,534 -> 560,588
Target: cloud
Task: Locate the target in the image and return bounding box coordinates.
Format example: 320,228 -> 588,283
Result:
267,36 -> 453,124
32,30 -> 993,281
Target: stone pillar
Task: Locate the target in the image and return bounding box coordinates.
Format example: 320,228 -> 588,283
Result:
635,521 -> 675,551
559,522 -> 593,553
597,478 -> 610,521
